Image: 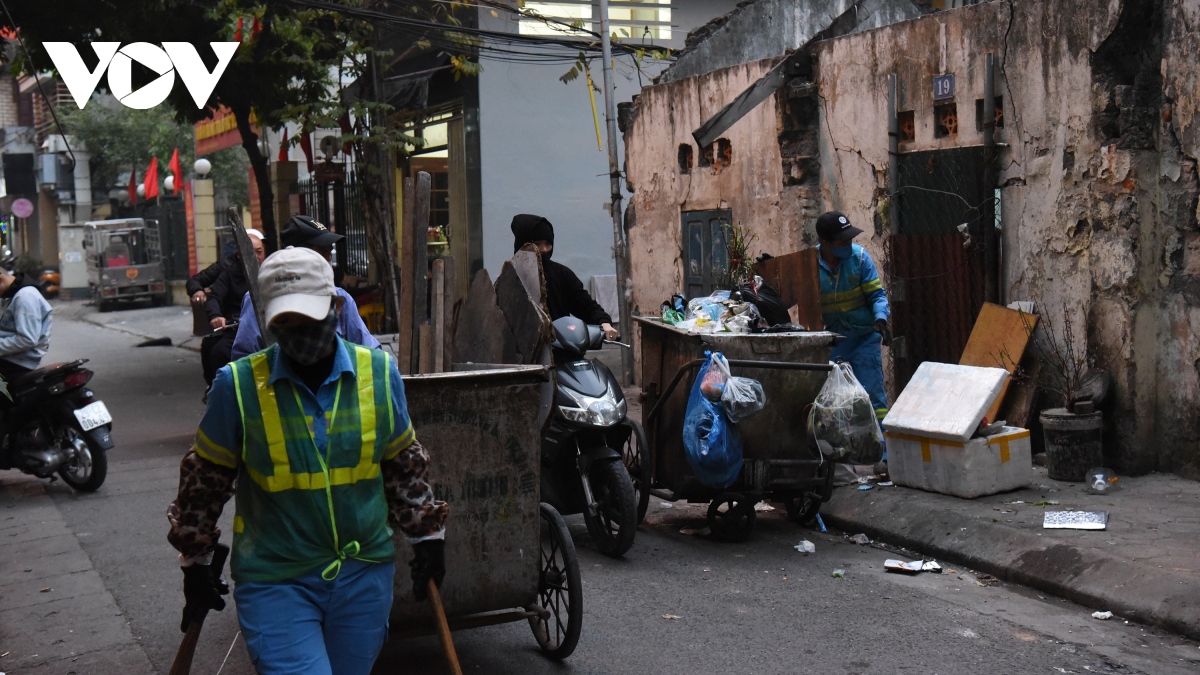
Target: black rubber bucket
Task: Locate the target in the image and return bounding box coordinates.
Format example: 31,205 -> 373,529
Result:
1039,408 -> 1103,481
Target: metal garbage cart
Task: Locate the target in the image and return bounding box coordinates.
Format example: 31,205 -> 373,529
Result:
636,318 -> 837,541
387,365 -> 583,660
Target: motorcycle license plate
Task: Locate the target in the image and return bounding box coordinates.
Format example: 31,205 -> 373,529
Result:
74,401 -> 113,431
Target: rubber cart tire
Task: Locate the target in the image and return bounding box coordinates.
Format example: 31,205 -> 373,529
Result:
531,503 -> 582,660
707,492 -> 756,542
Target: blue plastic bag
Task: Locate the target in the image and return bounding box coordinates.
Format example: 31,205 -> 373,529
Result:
682,351 -> 744,489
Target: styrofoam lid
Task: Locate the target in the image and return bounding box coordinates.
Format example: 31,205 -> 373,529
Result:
883,362 -> 1009,442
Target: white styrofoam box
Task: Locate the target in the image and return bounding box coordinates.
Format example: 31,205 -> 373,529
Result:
885,427 -> 1032,498
882,362 -> 1009,442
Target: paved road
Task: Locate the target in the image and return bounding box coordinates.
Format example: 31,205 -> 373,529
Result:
7,306 -> 1198,674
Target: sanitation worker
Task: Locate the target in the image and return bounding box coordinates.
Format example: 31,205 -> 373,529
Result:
510,213 -> 618,340
816,211 -> 891,430
231,215 -> 380,360
167,247 -> 448,674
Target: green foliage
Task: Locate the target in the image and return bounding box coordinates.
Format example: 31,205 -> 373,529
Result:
61,100 -> 248,204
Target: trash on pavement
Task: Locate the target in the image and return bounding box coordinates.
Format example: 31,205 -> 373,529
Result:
1085,467 -> 1119,494
878,481 -> 894,486
1043,511 -> 1107,530
753,501 -> 775,512
849,533 -> 870,545
815,513 -> 827,532
1032,500 -> 1060,506
662,614 -> 681,620
794,540 -> 816,554
832,568 -> 846,579
679,527 -> 710,536
922,560 -> 942,572
884,559 -> 924,574
1092,611 -> 1114,620
809,362 -> 885,464
857,483 -> 875,491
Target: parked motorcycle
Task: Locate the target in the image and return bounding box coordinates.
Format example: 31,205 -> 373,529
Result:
540,316 -> 649,558
0,360 -> 113,491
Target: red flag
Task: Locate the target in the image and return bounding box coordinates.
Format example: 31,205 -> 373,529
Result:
168,148 -> 183,195
143,157 -> 160,200
235,16 -> 244,43
251,16 -> 262,42
299,127 -> 314,172
128,163 -> 137,205
278,128 -> 289,161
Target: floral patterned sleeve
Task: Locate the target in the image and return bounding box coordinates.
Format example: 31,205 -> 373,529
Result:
166,451 -> 237,560
381,439 -> 448,541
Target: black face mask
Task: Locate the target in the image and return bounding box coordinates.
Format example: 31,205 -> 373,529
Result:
540,248 -> 553,263
271,311 -> 338,365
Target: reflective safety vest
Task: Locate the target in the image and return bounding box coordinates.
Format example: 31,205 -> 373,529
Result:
228,342 -> 400,583
819,243 -> 885,334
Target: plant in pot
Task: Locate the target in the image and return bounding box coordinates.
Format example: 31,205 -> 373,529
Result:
1029,307 -> 1107,482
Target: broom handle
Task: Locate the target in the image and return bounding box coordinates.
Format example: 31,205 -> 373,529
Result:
427,580 -> 462,675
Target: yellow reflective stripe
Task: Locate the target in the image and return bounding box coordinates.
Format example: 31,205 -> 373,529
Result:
383,422 -> 416,460
821,296 -> 867,313
250,353 -> 290,477
233,515 -> 244,533
384,353 -> 395,436
243,462 -> 381,493
355,347 -> 377,467
874,407 -> 889,420
194,428 -> 238,468
861,278 -> 883,293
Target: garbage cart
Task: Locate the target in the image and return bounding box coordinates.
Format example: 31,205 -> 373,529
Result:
387,365 -> 583,660
635,318 -> 837,541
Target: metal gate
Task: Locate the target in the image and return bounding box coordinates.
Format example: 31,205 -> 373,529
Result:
298,171 -> 369,279
886,146 -> 989,390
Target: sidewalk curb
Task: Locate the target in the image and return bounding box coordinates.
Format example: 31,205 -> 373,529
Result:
65,304 -> 202,353
821,487 -> 1200,642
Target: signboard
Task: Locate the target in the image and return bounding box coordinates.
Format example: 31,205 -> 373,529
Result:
934,74 -> 955,100
11,198 -> 34,218
195,107 -> 259,156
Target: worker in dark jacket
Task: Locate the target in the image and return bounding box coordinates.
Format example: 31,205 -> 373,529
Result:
187,229 -> 265,386
510,214 -> 617,339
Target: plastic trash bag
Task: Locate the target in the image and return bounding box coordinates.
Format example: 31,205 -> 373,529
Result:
683,351 -> 744,489
707,354 -> 765,422
808,362 -> 884,464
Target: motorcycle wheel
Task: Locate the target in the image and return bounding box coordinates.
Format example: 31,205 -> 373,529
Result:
620,420 -> 651,525
57,427 -> 107,492
582,460 -> 637,558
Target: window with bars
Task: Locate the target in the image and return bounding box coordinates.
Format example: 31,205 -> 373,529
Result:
519,0 -> 673,41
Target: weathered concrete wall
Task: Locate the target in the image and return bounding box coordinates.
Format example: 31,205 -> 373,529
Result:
813,0 -> 1200,477
625,59 -> 805,315
660,0 -> 926,84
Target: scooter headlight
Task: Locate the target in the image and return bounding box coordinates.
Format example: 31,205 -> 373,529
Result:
560,388 -> 624,427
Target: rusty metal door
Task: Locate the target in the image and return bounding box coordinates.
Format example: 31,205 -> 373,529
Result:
887,147 -> 988,391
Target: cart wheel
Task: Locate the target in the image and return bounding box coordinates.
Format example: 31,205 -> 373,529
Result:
621,419 -> 651,525
785,494 -> 822,526
531,503 -> 582,660
707,493 -> 756,542
582,460 -> 638,558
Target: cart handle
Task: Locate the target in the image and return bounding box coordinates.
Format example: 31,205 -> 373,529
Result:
644,358 -> 833,427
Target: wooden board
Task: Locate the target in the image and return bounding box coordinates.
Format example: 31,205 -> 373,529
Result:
959,302 -> 1039,425
398,177 -> 416,373
754,248 -> 822,330
410,172 -> 431,372
511,247 -> 546,309
442,256 -> 458,372
495,261 -> 550,364
998,348 -> 1042,429
432,259 -> 445,373
418,323 -> 433,375
452,269 -> 516,365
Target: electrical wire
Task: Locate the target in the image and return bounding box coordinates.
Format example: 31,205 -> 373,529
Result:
0,0 -> 76,172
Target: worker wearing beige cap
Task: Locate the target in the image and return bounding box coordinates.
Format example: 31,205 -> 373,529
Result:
167,247 -> 448,674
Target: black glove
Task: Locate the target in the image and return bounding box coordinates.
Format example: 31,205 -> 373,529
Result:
410,539 -> 446,601
874,319 -> 892,347
180,543 -> 229,633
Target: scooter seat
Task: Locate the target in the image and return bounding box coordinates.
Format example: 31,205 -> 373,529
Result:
9,361 -> 78,388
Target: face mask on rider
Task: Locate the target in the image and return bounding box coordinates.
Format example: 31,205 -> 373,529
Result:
271,310 -> 339,365
830,244 -> 854,260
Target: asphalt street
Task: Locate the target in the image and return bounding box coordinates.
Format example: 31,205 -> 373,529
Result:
14,304 -> 1200,674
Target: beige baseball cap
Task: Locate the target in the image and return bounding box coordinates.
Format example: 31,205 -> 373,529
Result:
258,247 -> 336,327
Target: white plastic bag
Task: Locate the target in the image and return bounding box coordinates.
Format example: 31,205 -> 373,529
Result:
722,377 -> 766,422
808,362 -> 884,464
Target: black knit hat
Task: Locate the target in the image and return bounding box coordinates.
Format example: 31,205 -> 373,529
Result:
511,214 -> 555,252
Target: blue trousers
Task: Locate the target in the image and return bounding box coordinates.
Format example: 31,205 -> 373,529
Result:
234,559 -> 394,675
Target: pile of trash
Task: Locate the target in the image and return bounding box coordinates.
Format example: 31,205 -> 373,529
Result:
660,279 -> 797,334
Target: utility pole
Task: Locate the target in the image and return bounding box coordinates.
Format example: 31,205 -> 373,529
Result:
598,0 -> 634,386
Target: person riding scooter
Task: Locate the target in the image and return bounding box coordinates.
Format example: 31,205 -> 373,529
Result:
511,214 -> 618,341
189,229 -> 265,387
0,267 -> 52,384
